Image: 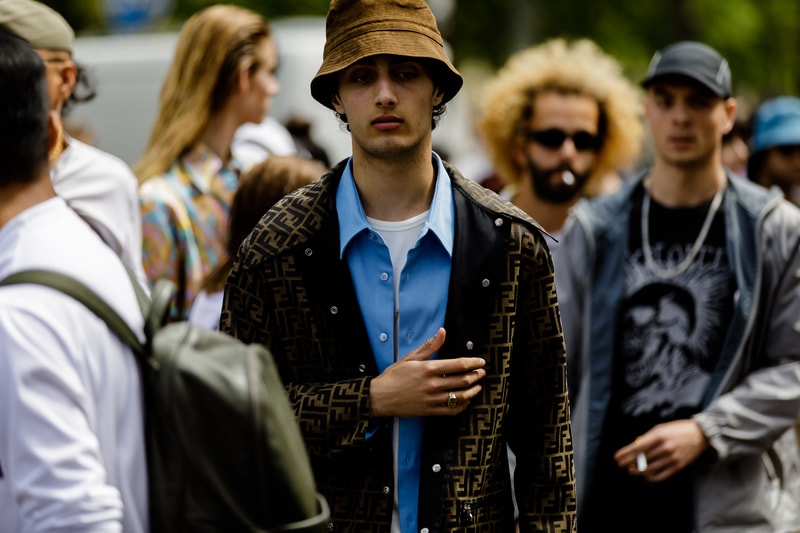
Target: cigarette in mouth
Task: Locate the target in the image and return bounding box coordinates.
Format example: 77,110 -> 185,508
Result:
561,170 -> 575,186
636,452 -> 648,472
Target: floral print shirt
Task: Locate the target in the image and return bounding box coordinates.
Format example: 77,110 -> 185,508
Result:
139,144 -> 243,321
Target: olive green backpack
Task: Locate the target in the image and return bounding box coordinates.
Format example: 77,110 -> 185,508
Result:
0,270 -> 329,533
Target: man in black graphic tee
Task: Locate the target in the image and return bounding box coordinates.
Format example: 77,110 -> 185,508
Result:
555,41 -> 800,533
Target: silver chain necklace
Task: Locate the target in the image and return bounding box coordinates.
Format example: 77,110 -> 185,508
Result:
641,185 -> 725,279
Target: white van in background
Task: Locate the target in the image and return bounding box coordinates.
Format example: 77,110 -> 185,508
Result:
68,16 -> 481,173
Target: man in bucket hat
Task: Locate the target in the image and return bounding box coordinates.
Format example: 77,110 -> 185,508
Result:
555,40 -> 800,532
221,0 -> 577,531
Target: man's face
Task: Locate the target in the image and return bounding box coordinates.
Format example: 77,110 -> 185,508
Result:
331,54 -> 442,160
644,80 -> 735,170
35,48 -> 75,113
516,91 -> 601,204
762,144 -> 800,191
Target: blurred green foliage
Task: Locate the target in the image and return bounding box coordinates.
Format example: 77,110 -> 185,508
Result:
47,0 -> 800,111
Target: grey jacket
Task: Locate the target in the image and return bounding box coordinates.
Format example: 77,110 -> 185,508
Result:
555,172 -> 800,532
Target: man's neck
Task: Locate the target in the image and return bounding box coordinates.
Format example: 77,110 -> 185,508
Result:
648,159 -> 727,207
350,148 -> 437,221
0,175 -> 56,229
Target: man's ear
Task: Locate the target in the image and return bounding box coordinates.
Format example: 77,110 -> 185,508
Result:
511,135 -> 528,170
433,87 -> 445,107
331,92 -> 345,114
47,110 -> 60,155
59,60 -> 77,103
722,97 -> 738,135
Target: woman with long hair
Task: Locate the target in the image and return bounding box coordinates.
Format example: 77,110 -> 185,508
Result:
137,4 -> 278,320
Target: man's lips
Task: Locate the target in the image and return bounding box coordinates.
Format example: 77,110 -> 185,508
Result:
668,134 -> 694,146
372,115 -> 403,130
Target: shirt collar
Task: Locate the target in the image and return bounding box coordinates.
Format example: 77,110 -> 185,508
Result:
181,143 -> 244,191
336,152 -> 454,258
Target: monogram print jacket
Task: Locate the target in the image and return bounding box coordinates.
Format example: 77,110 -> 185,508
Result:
221,160 -> 577,533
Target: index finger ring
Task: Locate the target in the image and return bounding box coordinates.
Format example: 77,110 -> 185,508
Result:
447,391 -> 457,408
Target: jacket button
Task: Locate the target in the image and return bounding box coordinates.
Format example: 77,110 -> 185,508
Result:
466,341 -> 474,350
494,218 -> 503,227
358,364 -> 366,373
383,486 -> 390,494
328,522 -> 334,531
330,306 -> 338,315
421,529 -> 430,533
432,463 -> 441,473
304,248 -> 313,256
481,278 -> 490,287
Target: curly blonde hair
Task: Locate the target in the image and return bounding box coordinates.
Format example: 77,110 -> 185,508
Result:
478,38 -> 643,197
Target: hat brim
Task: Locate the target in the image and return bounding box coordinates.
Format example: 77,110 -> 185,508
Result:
641,70 -> 729,98
310,29 -> 463,110
753,126 -> 800,153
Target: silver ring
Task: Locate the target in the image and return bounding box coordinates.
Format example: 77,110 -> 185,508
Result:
447,391 -> 457,408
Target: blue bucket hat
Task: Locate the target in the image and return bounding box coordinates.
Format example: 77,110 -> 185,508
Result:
751,96 -> 800,154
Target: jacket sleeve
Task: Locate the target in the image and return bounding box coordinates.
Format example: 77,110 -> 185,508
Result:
694,203 -> 800,459
508,224 -> 578,532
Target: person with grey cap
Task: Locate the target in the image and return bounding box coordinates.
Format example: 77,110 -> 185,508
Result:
221,0 -> 577,531
555,40 -> 800,532
748,96 -> 800,203
0,0 -> 147,286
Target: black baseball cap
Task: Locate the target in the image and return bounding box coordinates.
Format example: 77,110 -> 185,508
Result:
641,41 -> 731,98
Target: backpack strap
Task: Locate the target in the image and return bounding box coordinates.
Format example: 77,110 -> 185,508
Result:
0,269 -> 147,360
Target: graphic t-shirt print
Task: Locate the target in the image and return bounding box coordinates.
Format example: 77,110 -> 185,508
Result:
619,194 -> 733,419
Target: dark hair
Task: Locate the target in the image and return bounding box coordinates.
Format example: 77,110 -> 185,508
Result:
0,26 -> 50,186
62,62 -> 97,116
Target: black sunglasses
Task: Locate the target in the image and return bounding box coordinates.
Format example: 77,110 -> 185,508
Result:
524,128 -> 601,152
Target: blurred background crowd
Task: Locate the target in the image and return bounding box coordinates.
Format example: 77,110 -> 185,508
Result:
43,0 -> 800,189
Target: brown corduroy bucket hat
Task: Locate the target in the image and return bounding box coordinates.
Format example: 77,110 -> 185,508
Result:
310,0 -> 463,110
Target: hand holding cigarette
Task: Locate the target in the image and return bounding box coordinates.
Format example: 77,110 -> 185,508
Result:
612,420 -> 710,482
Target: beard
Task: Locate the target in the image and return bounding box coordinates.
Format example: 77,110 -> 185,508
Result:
527,157 -> 592,204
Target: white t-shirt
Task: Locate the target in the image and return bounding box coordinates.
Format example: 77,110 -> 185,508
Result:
0,197 -> 148,533
52,135 -> 147,285
188,289 -> 224,330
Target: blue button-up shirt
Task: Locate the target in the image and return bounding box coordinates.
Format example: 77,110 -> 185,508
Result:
337,154 -> 453,533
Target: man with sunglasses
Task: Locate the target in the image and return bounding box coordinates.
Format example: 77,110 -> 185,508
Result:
556,41 -> 800,532
0,0 -> 146,285
478,38 -> 644,249
748,96 -> 800,204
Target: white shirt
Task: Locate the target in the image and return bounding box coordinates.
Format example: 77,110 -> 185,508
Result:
0,198 -> 148,533
52,135 -> 147,285
232,116 -> 298,167
188,289 -> 224,330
